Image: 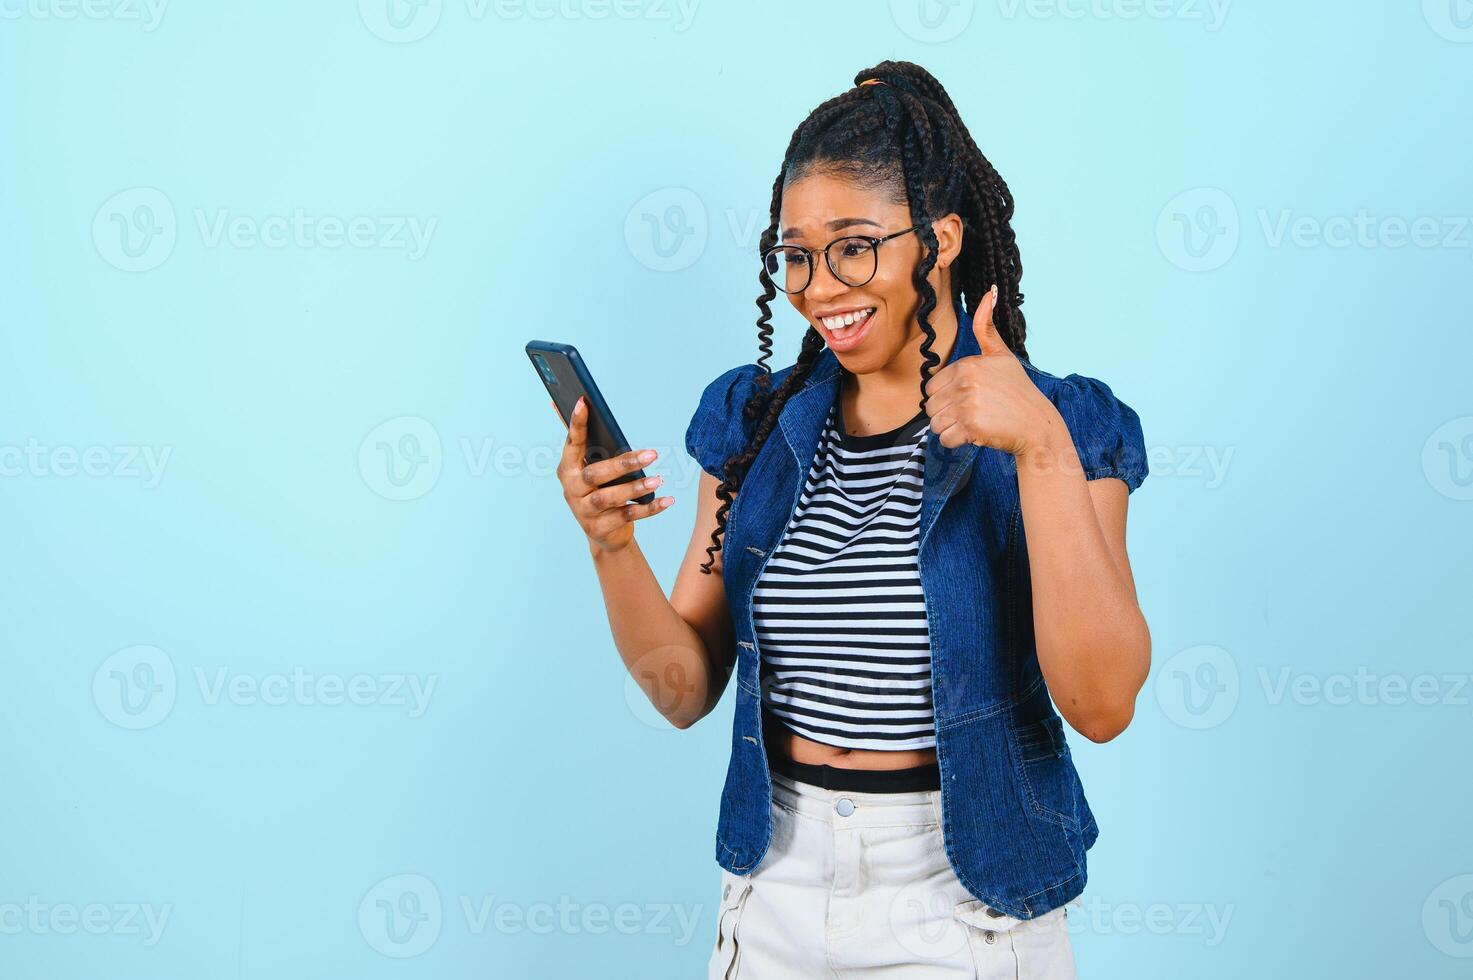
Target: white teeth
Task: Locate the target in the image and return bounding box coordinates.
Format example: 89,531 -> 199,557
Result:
820,307 -> 875,334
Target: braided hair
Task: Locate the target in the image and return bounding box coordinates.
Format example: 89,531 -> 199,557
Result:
698,60 -> 1027,575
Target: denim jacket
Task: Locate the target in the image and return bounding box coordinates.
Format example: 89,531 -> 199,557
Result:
683,299 -> 1148,919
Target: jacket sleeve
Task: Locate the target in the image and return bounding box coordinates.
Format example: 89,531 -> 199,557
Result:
1052,373 -> 1149,493
684,363 -> 762,479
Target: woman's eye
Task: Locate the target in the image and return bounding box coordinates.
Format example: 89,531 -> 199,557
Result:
839,240 -> 872,258
782,251 -> 806,266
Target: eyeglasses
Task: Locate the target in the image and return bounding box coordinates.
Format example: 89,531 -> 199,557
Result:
761,224 -> 923,294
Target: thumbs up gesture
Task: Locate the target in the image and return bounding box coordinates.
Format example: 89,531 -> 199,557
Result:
923,284 -> 1061,456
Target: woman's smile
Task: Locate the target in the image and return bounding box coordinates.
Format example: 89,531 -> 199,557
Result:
813,305 -> 877,351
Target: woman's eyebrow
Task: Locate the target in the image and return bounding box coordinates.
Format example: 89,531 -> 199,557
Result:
780,216 -> 883,240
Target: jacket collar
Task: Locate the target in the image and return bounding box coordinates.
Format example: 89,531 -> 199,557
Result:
777,299 -> 985,548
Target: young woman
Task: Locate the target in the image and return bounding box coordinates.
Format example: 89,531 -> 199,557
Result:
558,61 -> 1150,978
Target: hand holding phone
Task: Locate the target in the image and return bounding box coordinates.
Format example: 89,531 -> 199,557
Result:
527,340 -> 674,553
556,394 -> 674,552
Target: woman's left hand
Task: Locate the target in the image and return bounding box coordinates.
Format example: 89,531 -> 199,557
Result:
922,284 -> 1062,456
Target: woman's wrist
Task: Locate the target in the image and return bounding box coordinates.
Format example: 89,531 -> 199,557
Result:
1013,400 -> 1070,463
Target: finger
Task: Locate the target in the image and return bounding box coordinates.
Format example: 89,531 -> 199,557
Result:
973,284 -> 1011,356
558,395 -> 590,476
586,490 -> 674,531
580,472 -> 664,514
580,448 -> 659,494
928,411 -> 969,449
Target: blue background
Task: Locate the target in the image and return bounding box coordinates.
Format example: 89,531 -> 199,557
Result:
3,1 -> 1471,976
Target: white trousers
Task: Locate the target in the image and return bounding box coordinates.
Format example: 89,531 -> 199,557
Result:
708,771 -> 1078,979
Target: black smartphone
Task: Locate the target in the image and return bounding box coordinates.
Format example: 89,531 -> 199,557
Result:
525,340 -> 655,506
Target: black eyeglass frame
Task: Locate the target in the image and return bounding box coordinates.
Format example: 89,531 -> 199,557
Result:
761,223 -> 925,294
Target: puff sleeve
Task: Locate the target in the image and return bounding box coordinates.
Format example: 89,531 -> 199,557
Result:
1052,373 -> 1149,493
684,363 -> 762,479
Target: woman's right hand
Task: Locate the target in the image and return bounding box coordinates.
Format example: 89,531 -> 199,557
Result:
556,395 -> 673,554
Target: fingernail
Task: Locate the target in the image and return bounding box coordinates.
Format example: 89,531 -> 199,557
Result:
638,449 -> 657,463
646,474 -> 663,488
659,497 -> 674,508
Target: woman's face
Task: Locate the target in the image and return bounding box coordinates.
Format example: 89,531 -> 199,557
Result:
776,173 -> 961,374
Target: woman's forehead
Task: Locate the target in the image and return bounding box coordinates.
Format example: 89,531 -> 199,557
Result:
779,176 -> 906,238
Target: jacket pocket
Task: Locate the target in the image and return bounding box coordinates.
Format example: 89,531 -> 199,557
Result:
1013,714 -> 1081,832
708,869 -> 753,980
953,900 -> 1076,979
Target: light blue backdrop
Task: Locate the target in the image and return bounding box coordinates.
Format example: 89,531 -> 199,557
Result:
3,1 -> 1471,977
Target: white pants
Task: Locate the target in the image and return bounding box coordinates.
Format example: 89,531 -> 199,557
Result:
708,771 -> 1078,979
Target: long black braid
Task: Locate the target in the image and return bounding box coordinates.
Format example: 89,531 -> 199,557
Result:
699,60 -> 1027,574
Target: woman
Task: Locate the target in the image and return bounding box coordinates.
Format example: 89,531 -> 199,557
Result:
559,61 -> 1150,977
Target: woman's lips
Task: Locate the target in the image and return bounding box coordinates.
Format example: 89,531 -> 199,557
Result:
817,307 -> 875,352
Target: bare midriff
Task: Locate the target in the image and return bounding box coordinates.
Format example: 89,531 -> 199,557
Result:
762,712 -> 936,770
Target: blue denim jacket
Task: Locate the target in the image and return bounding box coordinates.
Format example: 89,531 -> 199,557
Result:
683,300 -> 1147,919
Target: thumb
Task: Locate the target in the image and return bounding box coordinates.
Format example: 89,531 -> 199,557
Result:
973,284 -> 1011,355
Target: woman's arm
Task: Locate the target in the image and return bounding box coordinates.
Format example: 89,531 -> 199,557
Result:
922,285 -> 1150,742
558,393 -> 736,729
1014,420 -> 1150,742
588,470 -> 737,729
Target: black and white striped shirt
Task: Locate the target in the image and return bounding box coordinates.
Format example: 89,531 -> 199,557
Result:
754,392 -> 935,752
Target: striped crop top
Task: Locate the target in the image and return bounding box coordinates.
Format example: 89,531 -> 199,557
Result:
752,389 -> 936,752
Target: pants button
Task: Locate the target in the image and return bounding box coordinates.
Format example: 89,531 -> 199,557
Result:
835,797 -> 855,817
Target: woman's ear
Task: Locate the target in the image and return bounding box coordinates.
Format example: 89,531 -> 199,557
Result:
931,212 -> 964,269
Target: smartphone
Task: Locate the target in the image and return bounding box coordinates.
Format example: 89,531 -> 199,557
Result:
525,340 -> 655,506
